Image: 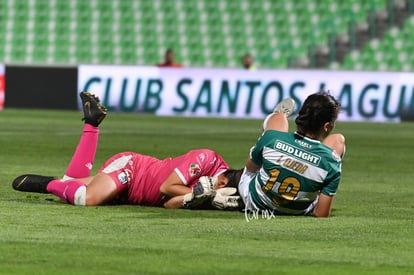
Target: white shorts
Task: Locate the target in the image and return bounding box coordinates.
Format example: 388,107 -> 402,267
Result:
238,167 -> 258,211
238,167 -> 318,215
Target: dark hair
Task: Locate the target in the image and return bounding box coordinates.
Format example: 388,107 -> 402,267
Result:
295,91 -> 340,139
222,168 -> 243,191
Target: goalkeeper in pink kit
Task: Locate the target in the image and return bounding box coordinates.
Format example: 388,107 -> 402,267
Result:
12,92 -> 243,209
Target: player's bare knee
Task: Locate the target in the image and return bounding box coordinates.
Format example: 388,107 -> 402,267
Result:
335,133 -> 345,147
332,133 -> 346,157
85,193 -> 101,206
263,113 -> 289,132
323,133 -> 345,155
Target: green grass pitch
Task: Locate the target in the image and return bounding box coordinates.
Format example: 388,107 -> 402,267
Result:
0,108 -> 413,274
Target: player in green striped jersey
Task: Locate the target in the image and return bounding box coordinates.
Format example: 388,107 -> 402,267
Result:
239,91 -> 345,217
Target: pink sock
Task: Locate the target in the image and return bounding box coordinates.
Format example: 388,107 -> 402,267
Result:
47,179 -> 86,205
64,124 -> 99,179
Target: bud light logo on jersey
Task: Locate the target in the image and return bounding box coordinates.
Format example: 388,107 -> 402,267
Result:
275,140 -> 321,165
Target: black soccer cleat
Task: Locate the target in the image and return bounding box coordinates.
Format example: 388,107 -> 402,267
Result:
12,174 -> 56,194
80,91 -> 108,127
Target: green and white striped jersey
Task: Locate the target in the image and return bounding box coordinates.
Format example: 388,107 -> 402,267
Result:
246,130 -> 342,215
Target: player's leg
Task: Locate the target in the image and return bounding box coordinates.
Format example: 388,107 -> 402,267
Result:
262,98 -> 295,132
49,173 -> 118,206
13,173 -> 118,206
46,177 -> 90,205
63,92 -> 107,180
49,152 -> 133,205
12,174 -> 92,205
263,113 -> 289,132
63,124 -> 99,180
12,92 -> 106,190
48,174 -> 117,206
323,133 -> 346,158
84,173 -> 119,205
13,153 -> 133,205
85,152 -> 135,205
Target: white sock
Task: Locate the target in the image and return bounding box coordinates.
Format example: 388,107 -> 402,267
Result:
73,186 -> 86,206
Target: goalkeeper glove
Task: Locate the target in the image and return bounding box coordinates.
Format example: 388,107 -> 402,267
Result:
192,176 -> 217,198
182,176 -> 218,209
182,192 -> 210,209
211,187 -> 244,210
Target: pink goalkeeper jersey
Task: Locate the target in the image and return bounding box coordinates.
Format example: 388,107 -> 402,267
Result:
104,149 -> 229,206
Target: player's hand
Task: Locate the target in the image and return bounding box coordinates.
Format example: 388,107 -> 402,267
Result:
182,176 -> 218,208
182,192 -> 210,208
192,176 -> 218,198
211,187 -> 244,210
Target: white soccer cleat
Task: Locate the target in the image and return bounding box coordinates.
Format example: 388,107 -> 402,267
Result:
273,98 -> 295,117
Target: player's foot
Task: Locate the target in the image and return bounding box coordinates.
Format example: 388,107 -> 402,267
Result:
273,98 -> 295,117
80,91 -> 108,127
12,174 -> 56,193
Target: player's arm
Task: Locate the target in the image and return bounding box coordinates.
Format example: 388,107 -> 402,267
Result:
163,188 -> 242,211
313,193 -> 334,217
245,142 -> 264,173
245,157 -> 260,173
159,171 -> 191,198
163,195 -> 185,209
163,177 -> 223,209
163,194 -> 213,210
